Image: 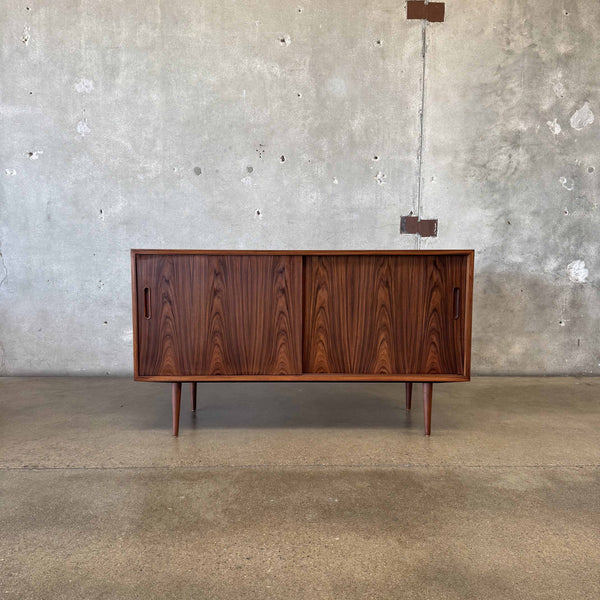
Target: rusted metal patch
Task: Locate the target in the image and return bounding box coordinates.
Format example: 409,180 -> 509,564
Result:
407,1 -> 445,22
401,216 -> 438,237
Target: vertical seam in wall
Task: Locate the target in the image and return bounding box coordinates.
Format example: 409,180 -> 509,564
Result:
415,4 -> 429,250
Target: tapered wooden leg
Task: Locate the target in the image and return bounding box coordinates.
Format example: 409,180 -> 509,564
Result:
172,382 -> 182,437
405,382 -> 412,410
423,382 -> 433,436
191,382 -> 197,412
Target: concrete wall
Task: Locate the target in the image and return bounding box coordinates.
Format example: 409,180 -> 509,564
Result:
1,0 -> 598,375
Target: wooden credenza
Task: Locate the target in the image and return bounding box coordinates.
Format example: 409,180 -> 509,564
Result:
131,250 -> 474,436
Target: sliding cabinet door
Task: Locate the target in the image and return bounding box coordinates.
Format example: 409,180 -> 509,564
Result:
302,255 -> 468,376
135,254 -> 302,376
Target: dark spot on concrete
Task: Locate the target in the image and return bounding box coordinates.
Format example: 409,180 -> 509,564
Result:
297,7 -> 303,13
27,152 -> 34,158
103,321 -> 108,325
297,92 -> 302,98
256,209 -> 261,216
193,167 -> 202,176
280,155 -> 286,163
373,155 -> 379,161
577,338 -> 581,346
280,37 -> 287,44
507,221 -> 511,225
99,209 -> 103,215
246,166 -> 253,173
563,10 -> 569,15
564,210 -> 569,215
29,91 -> 33,95
559,320 -> 565,326
26,6 -> 31,10
588,166 -> 595,173
376,40 -> 382,46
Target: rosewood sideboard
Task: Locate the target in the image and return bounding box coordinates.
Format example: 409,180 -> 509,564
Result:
131,250 -> 474,436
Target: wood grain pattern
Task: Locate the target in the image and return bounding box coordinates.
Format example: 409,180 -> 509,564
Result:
131,250 -> 473,382
302,255 -> 467,375
136,254 -> 302,376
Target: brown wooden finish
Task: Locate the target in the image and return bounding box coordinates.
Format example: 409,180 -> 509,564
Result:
302,255 -> 467,375
423,382 -> 433,436
405,382 -> 412,410
191,382 -> 197,412
131,250 -> 473,383
134,373 -> 468,382
172,382 -> 181,436
135,254 -> 302,377
133,249 -> 472,256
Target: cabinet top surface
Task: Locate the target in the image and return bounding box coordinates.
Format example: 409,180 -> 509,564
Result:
132,249 -> 474,256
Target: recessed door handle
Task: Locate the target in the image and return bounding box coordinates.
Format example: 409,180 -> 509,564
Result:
453,287 -> 460,320
143,287 -> 151,319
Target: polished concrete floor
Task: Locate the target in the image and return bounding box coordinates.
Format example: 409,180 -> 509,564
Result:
1,377 -> 599,599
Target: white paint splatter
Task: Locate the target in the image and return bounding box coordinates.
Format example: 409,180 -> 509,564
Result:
551,79 -> 565,98
566,260 -> 589,283
570,102 -> 594,130
120,329 -> 133,343
4,169 -> 16,176
375,171 -> 386,185
27,150 -> 43,160
332,177 -> 339,185
21,25 -> 30,45
241,176 -> 252,187
546,119 -> 561,135
74,78 -> 95,94
77,118 -> 91,136
559,176 -> 574,191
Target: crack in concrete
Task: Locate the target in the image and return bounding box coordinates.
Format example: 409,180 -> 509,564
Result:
414,0 -> 429,250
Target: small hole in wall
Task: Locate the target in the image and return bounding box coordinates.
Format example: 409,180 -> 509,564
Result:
256,209 -> 261,216
563,10 -> 569,15
103,321 -> 108,325
297,92 -> 302,98
559,320 -> 565,326
99,209 -> 103,215
246,166 -> 253,173
372,155 -> 379,161
280,155 -> 286,163
376,39 -> 383,46
297,7 -> 303,13
507,220 -> 511,225
588,166 -> 595,173
29,91 -> 33,95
